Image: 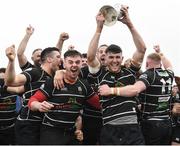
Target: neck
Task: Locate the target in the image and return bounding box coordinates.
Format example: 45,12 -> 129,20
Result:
64,74 -> 78,84
106,66 -> 121,73
41,64 -> 53,77
147,65 -> 161,70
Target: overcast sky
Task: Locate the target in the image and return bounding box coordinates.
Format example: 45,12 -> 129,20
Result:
0,0 -> 180,75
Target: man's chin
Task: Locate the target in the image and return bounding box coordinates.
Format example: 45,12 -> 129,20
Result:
101,60 -> 105,65
35,62 -> 41,67
110,68 -> 120,73
70,73 -> 78,78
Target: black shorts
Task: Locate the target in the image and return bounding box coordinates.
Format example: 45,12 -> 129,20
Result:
0,126 -> 15,145
82,115 -> 102,144
140,119 -> 172,145
172,125 -> 180,143
100,124 -> 145,145
15,119 -> 41,144
40,124 -> 80,145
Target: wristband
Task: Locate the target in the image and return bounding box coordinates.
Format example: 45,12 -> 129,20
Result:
117,88 -> 120,96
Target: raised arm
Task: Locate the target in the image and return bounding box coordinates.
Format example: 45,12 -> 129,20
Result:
17,25 -> 34,67
153,45 -> 173,70
87,12 -> 104,68
118,5 -> 146,67
5,45 -> 27,86
56,32 -> 69,55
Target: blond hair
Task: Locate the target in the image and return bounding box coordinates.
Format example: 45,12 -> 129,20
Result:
147,53 -> 161,63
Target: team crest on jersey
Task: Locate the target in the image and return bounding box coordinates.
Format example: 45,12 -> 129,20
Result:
115,81 -> 124,87
78,86 -> 82,92
68,97 -> 77,104
67,97 -> 81,109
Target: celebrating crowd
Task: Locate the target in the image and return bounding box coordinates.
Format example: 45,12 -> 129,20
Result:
0,5 -> 180,145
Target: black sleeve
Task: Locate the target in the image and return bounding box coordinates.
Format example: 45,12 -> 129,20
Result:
128,63 -> 141,75
39,77 -> 54,98
138,69 -> 155,88
88,66 -> 105,78
0,78 -> 4,86
79,66 -> 89,79
166,69 -> 174,81
0,79 -> 6,93
20,61 -> 34,71
82,79 -> 96,100
21,68 -> 41,83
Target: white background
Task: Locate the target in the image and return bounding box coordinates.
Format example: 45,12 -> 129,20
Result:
0,0 -> 179,75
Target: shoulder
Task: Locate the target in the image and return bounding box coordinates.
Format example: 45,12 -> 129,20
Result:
20,61 -> 34,71
122,64 -> 140,75
139,69 -> 155,78
21,67 -> 43,82
79,66 -> 89,79
77,78 -> 89,85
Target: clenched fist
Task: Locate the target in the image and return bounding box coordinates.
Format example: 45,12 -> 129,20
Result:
5,45 -> 16,62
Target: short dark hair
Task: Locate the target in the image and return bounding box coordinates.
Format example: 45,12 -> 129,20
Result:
0,68 -> 6,73
64,49 -> 82,59
82,53 -> 87,58
41,47 -> 59,63
32,48 -> 42,55
105,44 -> 122,54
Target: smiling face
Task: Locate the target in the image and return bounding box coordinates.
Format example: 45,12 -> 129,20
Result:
64,55 -> 82,81
106,52 -> 123,73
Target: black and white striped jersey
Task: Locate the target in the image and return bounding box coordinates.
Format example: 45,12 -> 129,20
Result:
0,79 -> 17,129
18,67 -> 51,121
89,65 -> 140,126
138,68 -> 174,120
20,61 -> 35,71
20,61 -> 41,71
80,66 -> 102,118
40,77 -> 96,128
